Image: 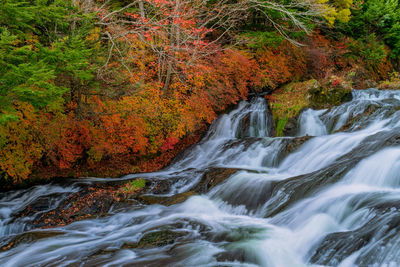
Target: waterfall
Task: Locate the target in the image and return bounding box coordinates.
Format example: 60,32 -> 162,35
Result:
2,89 -> 400,266
298,109 -> 327,136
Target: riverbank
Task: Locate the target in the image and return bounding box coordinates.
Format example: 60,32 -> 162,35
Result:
1,29 -> 399,189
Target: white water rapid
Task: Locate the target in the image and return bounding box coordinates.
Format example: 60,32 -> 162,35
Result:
1,89 -> 400,266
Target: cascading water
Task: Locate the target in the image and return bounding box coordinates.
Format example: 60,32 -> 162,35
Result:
1,89 -> 400,266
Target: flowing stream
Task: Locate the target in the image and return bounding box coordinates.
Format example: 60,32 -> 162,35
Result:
2,89 -> 400,266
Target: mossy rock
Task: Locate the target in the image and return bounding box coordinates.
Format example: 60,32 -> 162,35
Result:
307,82 -> 352,109
137,191 -> 198,206
281,108 -> 307,137
123,230 -> 186,249
269,79 -> 318,136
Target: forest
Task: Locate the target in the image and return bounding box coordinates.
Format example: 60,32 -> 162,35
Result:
1,0 -> 400,186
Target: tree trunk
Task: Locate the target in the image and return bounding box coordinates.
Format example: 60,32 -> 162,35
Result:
163,62 -> 173,94
139,1 -> 145,18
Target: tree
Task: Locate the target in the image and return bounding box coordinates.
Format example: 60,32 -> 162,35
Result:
96,0 -> 249,93
0,0 -> 98,181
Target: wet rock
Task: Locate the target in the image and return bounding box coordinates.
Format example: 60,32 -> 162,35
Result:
265,160 -> 356,217
213,178 -> 274,211
331,102 -> 383,133
137,230 -> 186,248
137,191 -> 198,206
221,138 -> 260,151
310,211 -> 400,266
1,230 -> 64,251
281,107 -> 313,137
109,199 -> 142,212
16,192 -> 74,218
15,174 -> 195,230
207,227 -> 265,243
170,219 -> 213,234
284,135 -> 313,155
266,129 -> 400,218
143,178 -> 176,195
310,229 -> 372,265
192,168 -> 238,194
267,136 -> 313,167
215,248 -> 247,263
235,106 -> 274,138
336,129 -> 400,162
235,113 -> 251,138
25,184 -> 120,228
123,230 -> 186,249
282,116 -> 299,137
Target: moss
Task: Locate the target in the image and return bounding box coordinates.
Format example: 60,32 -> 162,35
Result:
137,230 -> 185,248
121,178 -> 146,194
307,76 -> 352,109
276,118 -> 289,137
308,86 -> 352,109
269,77 -> 352,136
268,80 -> 314,136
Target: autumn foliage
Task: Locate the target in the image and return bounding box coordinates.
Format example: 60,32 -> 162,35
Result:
254,41 -> 307,90
1,0 -> 399,186
0,48 -> 258,184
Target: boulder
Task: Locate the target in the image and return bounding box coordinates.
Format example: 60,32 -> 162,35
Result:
307,77 -> 352,109
310,209 -> 400,266
1,230 -> 64,251
123,230 -> 186,249
192,168 -> 238,194
284,135 -> 313,155
137,191 -> 198,206
215,248 -> 247,263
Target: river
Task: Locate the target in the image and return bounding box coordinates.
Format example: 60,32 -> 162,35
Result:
1,88 -> 400,266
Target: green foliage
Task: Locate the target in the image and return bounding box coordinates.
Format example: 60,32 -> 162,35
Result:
0,0 -> 96,122
0,0 -> 71,40
241,31 -> 284,50
0,29 -> 65,117
385,22 -> 400,57
342,0 -> 400,58
123,178 -> 146,193
52,37 -> 94,81
348,34 -> 387,64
